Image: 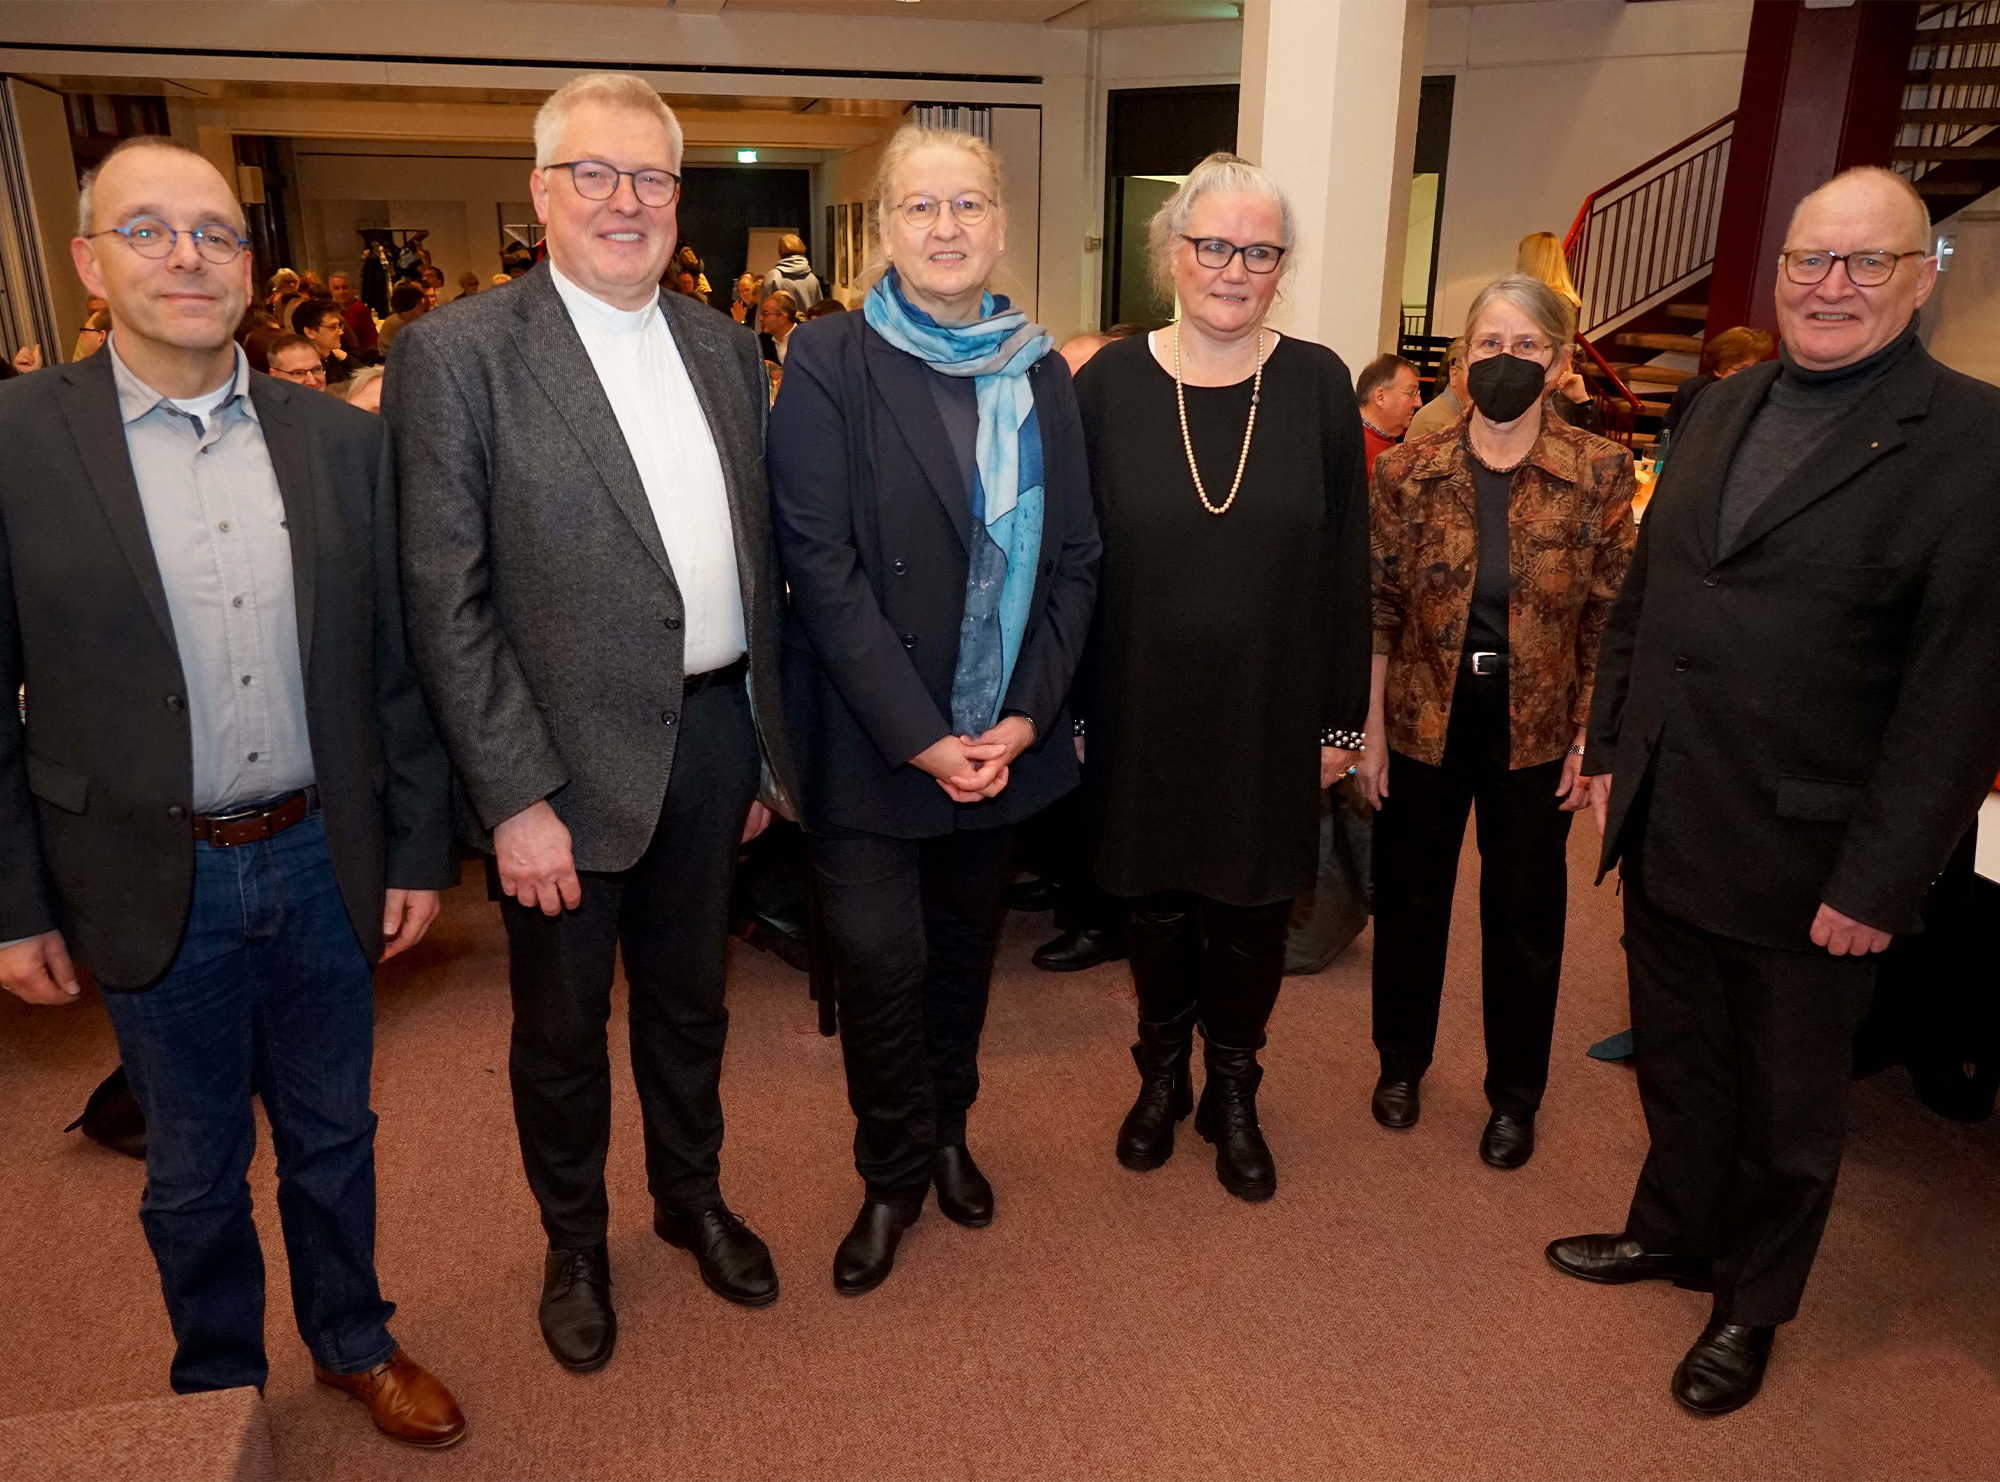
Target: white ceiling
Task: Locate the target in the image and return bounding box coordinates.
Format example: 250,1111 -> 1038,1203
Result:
528,0 -> 1243,26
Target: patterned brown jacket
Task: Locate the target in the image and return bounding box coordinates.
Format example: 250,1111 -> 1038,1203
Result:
1370,403 -> 1636,768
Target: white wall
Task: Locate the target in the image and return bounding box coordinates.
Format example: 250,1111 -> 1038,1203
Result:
1923,191 -> 2000,388
293,147 -> 535,294
1424,0 -> 1753,335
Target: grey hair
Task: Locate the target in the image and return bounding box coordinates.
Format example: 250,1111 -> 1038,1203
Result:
1146,152 -> 1296,305
75,135 -> 223,238
858,123 -> 1005,291
533,73 -> 683,171
1463,273 -> 1577,355
334,365 -> 385,404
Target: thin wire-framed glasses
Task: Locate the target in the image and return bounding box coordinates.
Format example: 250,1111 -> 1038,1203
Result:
1471,333 -> 1556,362
1178,235 -> 1285,274
892,193 -> 994,226
86,217 -> 249,265
1778,248 -> 1927,288
547,160 -> 682,208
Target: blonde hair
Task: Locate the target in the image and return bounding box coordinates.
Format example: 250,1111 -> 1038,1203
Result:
1515,232 -> 1581,311
859,124 -> 1005,291
1464,273 -> 1578,355
533,73 -> 683,170
1146,152 -> 1296,307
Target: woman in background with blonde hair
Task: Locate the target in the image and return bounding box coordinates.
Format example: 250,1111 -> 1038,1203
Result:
768,124 -> 1098,1296
1516,230 -> 1602,430
1074,152 -> 1371,1204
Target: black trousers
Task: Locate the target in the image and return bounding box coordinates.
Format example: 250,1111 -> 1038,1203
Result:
1127,891 -> 1293,1048
808,823 -> 1013,1200
1370,669 -> 1573,1117
499,679 -> 760,1249
1018,786 -> 1125,935
1621,866 -> 1877,1326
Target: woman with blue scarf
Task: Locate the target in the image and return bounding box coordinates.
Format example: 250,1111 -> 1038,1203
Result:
768,127 -> 1100,1297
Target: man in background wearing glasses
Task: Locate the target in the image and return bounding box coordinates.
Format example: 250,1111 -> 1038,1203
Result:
0,136 -> 465,1443
388,73 -> 798,1375
1550,166 -> 2000,1415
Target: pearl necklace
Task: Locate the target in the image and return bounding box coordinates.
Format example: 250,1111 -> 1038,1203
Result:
1174,323 -> 1266,516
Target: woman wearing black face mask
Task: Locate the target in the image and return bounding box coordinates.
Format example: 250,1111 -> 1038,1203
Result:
1358,273 -> 1637,1170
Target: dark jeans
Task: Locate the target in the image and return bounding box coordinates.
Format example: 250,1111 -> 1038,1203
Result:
808,823 -> 1013,1200
1127,891 -> 1293,1048
1622,865 -> 1877,1326
499,678 -> 759,1249
1371,669 -> 1573,1117
102,814 -> 395,1394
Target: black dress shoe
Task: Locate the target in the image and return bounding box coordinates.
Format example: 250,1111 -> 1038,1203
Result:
1004,875 -> 1058,912
654,1201 -> 780,1308
1479,1111 -> 1536,1169
930,1145 -> 994,1228
1673,1318 -> 1775,1416
1031,926 -> 1129,972
833,1196 -> 924,1296
1545,1232 -> 1714,1292
539,1244 -> 616,1373
1193,1042 -> 1276,1201
66,1066 -> 148,1160
1370,1076 -> 1420,1130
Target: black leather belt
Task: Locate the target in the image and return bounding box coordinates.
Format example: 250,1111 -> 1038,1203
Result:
193,787 -> 320,847
1463,651 -> 1511,676
684,656 -> 748,695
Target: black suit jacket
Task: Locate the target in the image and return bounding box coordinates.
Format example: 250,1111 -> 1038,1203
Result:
0,354 -> 456,988
767,313 -> 1100,838
387,265 -> 798,870
1586,344 -> 2000,949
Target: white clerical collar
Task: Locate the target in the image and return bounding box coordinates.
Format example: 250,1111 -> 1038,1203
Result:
549,260 -> 660,335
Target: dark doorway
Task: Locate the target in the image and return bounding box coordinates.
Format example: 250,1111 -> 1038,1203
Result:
1101,84 -> 1238,329
1404,75 -> 1455,343
679,166 -> 812,309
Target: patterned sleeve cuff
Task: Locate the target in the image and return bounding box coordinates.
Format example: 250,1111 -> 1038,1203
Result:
1322,728 -> 1364,749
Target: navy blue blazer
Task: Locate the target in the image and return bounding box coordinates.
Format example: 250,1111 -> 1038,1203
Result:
768,311 -> 1100,838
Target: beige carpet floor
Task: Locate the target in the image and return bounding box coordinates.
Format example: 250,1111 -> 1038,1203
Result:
2,825 -> 1996,1481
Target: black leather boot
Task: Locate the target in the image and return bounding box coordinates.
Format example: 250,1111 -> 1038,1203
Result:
1116,1006 -> 1196,1171
1672,1318 -> 1776,1415
832,1194 -> 924,1296
1193,1040 -> 1276,1201
930,1145 -> 994,1227
538,1244 -> 617,1373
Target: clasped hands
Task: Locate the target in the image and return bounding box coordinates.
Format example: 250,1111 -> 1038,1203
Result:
911,715 -> 1037,803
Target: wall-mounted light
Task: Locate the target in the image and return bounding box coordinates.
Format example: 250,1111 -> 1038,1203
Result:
738,149 -> 759,164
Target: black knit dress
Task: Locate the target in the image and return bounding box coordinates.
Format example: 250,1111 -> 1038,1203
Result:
1073,331 -> 1372,907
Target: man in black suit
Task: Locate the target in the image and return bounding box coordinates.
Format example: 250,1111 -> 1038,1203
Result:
389,74 -> 799,1373
0,137 -> 464,1445
1550,167 -> 2000,1415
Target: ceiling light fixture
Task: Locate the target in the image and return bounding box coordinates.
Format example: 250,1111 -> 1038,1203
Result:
737,148 -> 759,163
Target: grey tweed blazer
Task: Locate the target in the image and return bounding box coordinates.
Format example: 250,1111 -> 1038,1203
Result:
386,262 -> 797,871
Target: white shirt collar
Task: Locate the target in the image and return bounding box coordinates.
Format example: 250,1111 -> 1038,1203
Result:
549,260 -> 660,336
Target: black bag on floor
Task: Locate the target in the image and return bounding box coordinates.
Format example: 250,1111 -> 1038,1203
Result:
1284,775 -> 1373,976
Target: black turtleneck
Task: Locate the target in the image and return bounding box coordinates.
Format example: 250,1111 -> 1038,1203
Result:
1714,314 -> 1920,553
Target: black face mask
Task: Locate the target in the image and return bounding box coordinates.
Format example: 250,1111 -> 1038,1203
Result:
1466,353 -> 1548,423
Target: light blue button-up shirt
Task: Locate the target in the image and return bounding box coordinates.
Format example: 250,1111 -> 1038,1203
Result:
110,339 -> 314,812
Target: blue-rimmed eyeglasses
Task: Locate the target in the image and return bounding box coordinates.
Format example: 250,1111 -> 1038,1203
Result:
85,217 -> 249,265
546,160 -> 681,208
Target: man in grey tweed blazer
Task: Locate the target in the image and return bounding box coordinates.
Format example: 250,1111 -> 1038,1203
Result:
387,75 -> 798,1375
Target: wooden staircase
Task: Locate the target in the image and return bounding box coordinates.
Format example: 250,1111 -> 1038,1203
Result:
1898,2 -> 2000,219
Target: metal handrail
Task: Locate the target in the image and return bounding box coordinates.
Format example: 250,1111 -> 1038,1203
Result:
1577,332 -> 1642,414
1562,114 -> 1736,257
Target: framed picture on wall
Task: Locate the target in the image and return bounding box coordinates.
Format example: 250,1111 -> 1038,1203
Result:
835,202 -> 850,285
850,202 -> 866,279
824,204 -> 835,281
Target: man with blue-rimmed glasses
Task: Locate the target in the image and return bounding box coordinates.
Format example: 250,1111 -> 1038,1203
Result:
0,136 -> 465,1447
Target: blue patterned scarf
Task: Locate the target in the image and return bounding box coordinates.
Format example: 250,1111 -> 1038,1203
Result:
865,270 -> 1051,736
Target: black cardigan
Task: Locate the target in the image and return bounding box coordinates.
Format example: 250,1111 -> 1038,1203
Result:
767,311 -> 1101,839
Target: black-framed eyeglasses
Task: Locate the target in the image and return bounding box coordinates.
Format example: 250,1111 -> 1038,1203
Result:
269,361 -> 326,384
1778,248 -> 1927,287
546,159 -> 681,208
1179,234 -> 1285,274
86,217 -> 248,265
892,192 -> 994,227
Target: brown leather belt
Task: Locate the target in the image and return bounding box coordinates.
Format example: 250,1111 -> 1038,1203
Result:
192,787 -> 320,848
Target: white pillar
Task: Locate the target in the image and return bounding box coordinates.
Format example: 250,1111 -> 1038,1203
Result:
1237,0 -> 1428,369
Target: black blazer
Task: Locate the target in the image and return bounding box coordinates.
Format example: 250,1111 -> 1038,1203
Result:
0,354 -> 456,988
1585,344 -> 2000,949
768,312 -> 1100,838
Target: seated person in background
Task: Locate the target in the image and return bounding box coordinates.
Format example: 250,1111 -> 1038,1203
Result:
375,280 -> 428,354
296,301 -> 354,384
266,332 -> 329,391
803,297 -> 847,320
236,302 -> 284,372
1406,335 -> 1468,440
329,272 -> 378,362
729,272 -> 759,324
1662,325 -> 1775,434
1356,353 -> 1422,469
757,289 -> 799,364
455,270 -> 482,300
337,364 -> 385,413
672,268 -> 702,299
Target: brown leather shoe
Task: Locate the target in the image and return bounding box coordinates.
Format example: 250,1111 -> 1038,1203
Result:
313,1348 -> 467,1449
